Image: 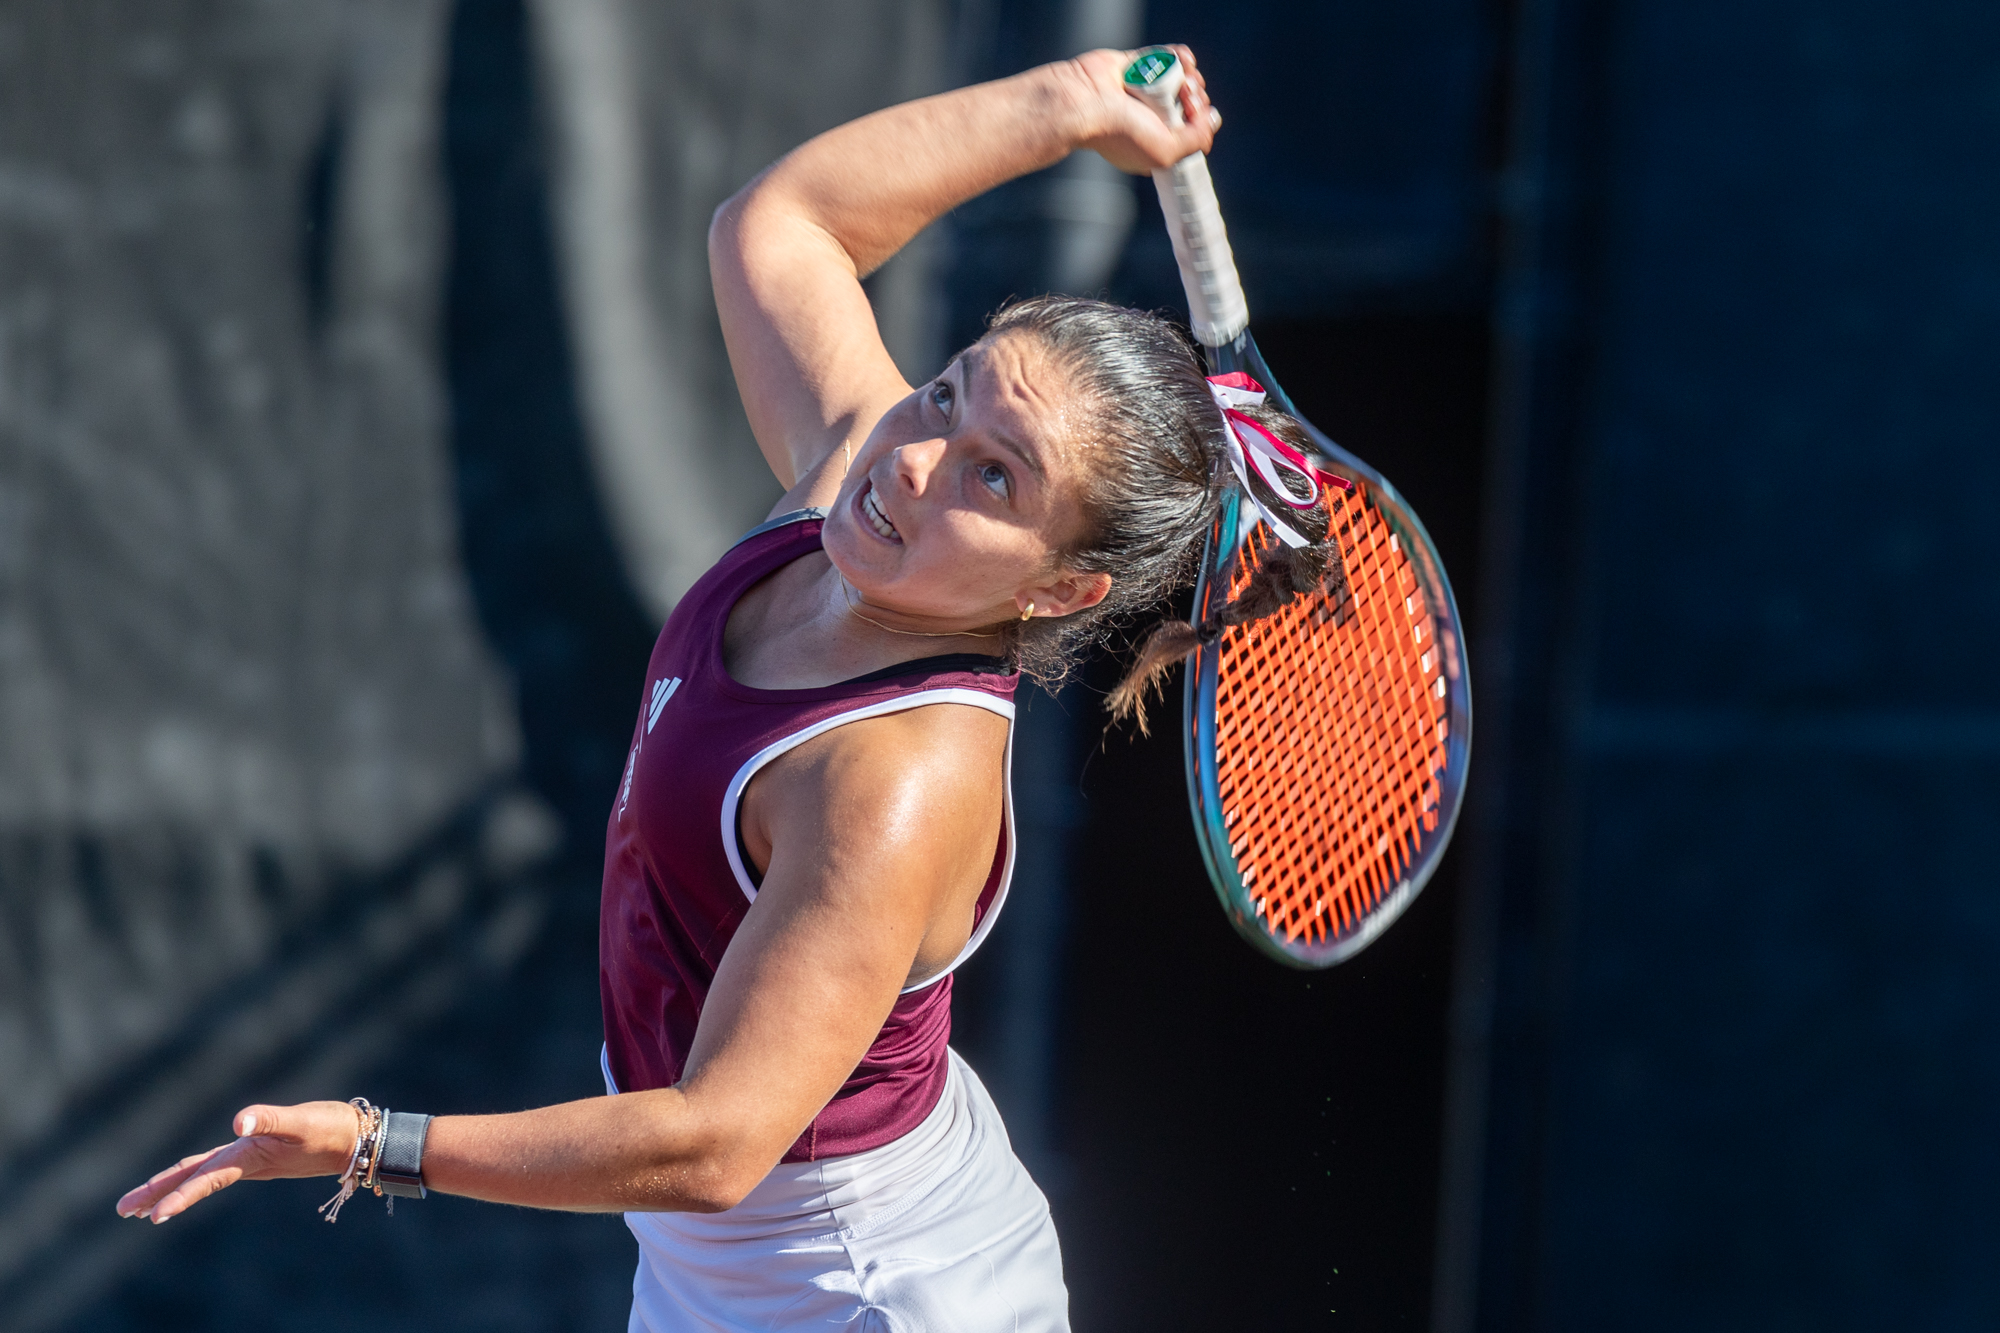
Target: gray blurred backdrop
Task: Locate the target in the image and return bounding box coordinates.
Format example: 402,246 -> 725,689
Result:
2,0 -> 1996,1330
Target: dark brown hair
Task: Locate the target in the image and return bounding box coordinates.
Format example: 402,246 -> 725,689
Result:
977,296 -> 1344,722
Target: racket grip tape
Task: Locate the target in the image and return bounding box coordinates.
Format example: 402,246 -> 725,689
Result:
1122,48 -> 1249,347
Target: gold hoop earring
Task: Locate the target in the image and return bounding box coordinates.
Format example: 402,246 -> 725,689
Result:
1020,602 -> 1034,622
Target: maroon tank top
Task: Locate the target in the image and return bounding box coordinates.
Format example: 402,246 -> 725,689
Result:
598,510 -> 1018,1162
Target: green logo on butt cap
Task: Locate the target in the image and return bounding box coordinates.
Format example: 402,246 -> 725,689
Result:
1123,48 -> 1178,87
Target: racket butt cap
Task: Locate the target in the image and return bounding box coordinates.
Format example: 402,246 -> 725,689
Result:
1122,47 -> 1186,122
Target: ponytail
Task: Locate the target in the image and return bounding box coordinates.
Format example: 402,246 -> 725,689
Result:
1106,403 -> 1348,735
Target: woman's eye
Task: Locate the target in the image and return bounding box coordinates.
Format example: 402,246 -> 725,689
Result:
978,462 -> 1010,499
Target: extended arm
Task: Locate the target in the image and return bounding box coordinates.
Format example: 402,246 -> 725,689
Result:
709,48 -> 1217,502
116,706 -> 1007,1221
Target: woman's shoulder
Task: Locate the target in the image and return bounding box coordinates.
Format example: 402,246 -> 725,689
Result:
766,697 -> 1009,810
805,697 -> 1009,779
742,696 -> 1009,874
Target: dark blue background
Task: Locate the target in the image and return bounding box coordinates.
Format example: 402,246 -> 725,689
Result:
1466,1 -> 2000,1329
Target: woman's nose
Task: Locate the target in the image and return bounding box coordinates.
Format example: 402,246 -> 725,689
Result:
892,438 -> 948,495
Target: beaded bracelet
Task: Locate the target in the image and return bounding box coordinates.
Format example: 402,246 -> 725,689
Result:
316,1097 -> 433,1221
318,1098 -> 379,1223
360,1105 -> 389,1193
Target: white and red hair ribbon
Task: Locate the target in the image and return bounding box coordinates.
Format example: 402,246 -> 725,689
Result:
1206,373 -> 1350,549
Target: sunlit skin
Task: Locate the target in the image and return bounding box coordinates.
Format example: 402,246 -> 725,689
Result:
723,333 -> 1111,694
117,46 -> 1219,1227
832,337 -> 1096,628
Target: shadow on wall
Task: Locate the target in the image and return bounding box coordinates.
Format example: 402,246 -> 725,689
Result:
443,0 -> 661,866
7,0 -> 971,1327
0,0 -> 623,1326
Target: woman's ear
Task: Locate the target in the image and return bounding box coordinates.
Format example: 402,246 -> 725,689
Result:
1021,570 -> 1112,619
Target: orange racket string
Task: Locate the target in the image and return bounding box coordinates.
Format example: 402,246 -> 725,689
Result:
1212,486 -> 1451,946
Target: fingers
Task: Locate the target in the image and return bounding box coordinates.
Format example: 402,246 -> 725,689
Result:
116,1144 -> 228,1220
1169,45 -> 1220,145
1096,57 -> 1214,163
145,1142 -> 253,1224
115,1100 -> 363,1223
1166,43 -> 1204,100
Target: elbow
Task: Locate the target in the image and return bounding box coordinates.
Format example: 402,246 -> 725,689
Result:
708,191 -> 744,253
637,1092 -> 783,1213
707,194 -> 745,275
679,1187 -> 743,1216
707,167 -> 774,270
675,1154 -> 766,1214
662,1120 -> 773,1213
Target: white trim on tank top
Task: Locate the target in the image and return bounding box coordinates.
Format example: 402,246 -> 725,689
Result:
718,688 -> 1017,995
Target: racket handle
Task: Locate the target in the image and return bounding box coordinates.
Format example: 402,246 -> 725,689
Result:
1122,48 -> 1249,347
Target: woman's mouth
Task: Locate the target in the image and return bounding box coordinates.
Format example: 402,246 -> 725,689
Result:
859,482 -> 901,543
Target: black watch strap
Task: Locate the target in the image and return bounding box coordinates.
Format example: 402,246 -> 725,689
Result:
376,1111 -> 432,1199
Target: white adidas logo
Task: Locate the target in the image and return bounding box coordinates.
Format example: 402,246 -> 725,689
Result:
619,675 -> 683,820
648,676 -> 682,733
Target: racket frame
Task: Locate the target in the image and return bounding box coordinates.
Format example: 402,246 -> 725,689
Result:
1125,46 -> 1473,966
1183,341 -> 1473,969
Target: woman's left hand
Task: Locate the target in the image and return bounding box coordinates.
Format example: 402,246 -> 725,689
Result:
1062,45 -> 1220,175
115,1100 -> 362,1224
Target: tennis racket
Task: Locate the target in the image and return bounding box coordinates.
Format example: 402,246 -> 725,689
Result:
1124,47 -> 1472,969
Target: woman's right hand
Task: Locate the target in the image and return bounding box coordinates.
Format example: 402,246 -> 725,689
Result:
115,1100 -> 363,1224
1061,45 -> 1220,175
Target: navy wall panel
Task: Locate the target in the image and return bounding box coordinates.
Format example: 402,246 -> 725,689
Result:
1470,1 -> 2000,1328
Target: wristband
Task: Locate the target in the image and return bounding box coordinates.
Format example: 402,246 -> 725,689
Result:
317,1100 -> 429,1221
374,1111 -> 432,1200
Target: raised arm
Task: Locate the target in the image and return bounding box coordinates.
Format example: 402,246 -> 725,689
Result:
115,706 -> 1009,1221
709,47 -> 1219,504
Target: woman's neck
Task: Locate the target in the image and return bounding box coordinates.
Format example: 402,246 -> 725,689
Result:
723,555 -> 1004,691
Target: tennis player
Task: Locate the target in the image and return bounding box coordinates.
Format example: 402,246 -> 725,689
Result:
116,45 -> 1326,1330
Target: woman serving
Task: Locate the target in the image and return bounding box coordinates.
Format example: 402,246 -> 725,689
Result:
118,44 -> 1333,1330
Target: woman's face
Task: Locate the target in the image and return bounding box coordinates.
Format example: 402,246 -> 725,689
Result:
822,333 -> 1111,628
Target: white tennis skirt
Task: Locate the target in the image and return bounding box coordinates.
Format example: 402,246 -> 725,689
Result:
604,1047 -> 1069,1332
